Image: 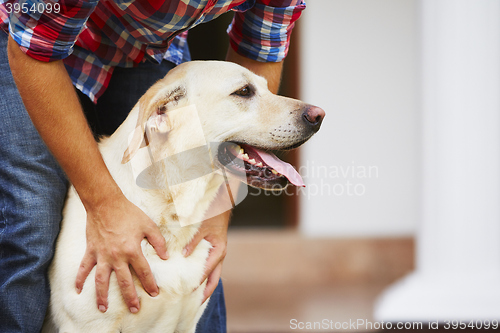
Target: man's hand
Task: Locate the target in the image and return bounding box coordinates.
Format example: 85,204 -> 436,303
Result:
75,193 -> 168,313
183,199 -> 230,304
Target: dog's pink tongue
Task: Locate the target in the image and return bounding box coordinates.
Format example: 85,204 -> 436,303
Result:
244,145 -> 305,187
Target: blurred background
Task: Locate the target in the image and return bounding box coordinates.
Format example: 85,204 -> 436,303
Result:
189,0 -> 500,331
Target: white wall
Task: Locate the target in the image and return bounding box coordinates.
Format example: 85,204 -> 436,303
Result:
298,0 -> 420,237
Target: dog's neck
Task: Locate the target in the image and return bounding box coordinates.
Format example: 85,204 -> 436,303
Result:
97,107 -> 224,251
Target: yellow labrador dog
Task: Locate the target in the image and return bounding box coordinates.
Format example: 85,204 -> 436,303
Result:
42,61 -> 324,332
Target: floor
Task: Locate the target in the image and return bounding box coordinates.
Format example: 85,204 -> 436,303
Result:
225,281 -> 387,333
222,230 -> 499,333
222,230 -> 415,333
224,281 -> 500,333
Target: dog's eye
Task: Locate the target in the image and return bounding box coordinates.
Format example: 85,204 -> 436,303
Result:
232,85 -> 253,98
158,105 -> 167,114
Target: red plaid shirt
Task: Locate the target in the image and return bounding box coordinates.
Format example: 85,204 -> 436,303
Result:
1,0 -> 305,102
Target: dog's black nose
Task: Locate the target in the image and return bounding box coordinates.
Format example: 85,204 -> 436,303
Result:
302,105 -> 325,132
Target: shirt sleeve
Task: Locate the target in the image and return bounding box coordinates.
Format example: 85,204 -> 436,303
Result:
8,0 -> 98,62
227,0 -> 306,63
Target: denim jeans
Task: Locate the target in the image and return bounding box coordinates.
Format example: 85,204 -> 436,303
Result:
0,31 -> 226,333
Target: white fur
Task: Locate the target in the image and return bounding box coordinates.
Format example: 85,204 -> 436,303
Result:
43,61 -> 315,333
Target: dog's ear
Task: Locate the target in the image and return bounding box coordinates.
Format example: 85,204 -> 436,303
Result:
121,85 -> 186,164
121,99 -> 150,164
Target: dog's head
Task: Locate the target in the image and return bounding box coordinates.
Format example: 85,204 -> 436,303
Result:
122,61 -> 324,191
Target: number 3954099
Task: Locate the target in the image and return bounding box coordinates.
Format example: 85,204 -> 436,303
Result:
5,2 -> 61,14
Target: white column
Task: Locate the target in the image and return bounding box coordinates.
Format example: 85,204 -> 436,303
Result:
375,0 -> 500,321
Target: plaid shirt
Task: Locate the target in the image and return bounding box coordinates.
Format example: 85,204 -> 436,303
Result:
0,0 -> 305,102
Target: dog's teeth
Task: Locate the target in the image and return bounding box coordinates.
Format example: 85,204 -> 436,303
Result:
255,162 -> 263,167
271,169 -> 278,175
231,145 -> 241,154
242,153 -> 249,160
239,148 -> 244,155
248,159 -> 256,165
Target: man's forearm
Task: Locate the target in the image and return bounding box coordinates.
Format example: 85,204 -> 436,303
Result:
8,36 -> 170,312
7,35 -> 122,209
226,47 -> 283,94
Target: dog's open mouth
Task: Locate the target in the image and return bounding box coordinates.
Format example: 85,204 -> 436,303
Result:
217,142 -> 305,190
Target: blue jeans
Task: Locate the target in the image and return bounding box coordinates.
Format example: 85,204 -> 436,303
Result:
0,32 -> 226,333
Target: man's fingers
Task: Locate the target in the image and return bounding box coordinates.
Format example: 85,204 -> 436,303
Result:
200,245 -> 225,284
130,254 -> 159,298
75,252 -> 96,294
94,263 -> 112,312
146,226 -> 169,260
201,262 -> 222,304
183,230 -> 204,257
114,264 -> 141,313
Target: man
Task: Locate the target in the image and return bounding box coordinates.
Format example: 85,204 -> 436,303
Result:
0,0 -> 305,331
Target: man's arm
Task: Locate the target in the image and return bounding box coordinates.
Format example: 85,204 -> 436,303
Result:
7,35 -> 168,314
226,47 -> 283,94
186,0 -> 302,303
